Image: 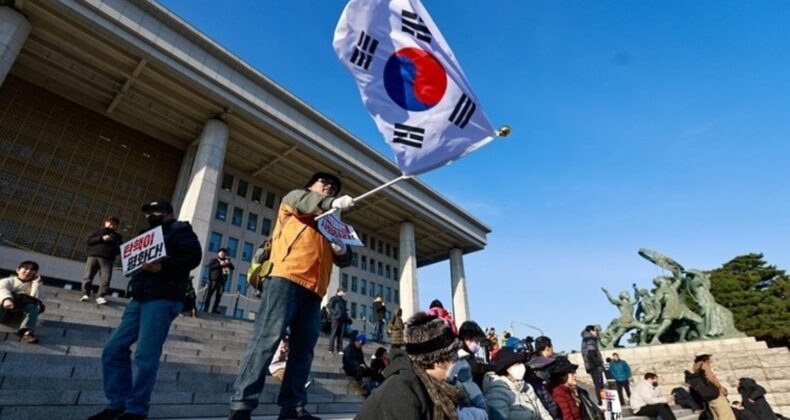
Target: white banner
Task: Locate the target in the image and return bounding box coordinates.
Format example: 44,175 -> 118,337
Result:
317,213 -> 364,247
333,0 -> 495,175
120,226 -> 167,276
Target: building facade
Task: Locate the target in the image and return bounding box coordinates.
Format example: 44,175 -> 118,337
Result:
0,0 -> 490,326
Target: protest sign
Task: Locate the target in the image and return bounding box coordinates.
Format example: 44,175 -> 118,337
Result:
121,226 -> 167,276
317,213 -> 364,247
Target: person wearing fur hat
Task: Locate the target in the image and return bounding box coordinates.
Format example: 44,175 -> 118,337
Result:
483,347 -> 553,420
229,172 -> 355,420
547,358 -> 594,420
357,312 -> 463,420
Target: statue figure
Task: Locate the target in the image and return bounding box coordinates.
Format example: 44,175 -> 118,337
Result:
650,275 -> 703,344
685,269 -> 742,339
632,284 -> 661,344
600,288 -> 638,347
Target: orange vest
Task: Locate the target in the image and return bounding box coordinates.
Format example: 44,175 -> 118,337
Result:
269,203 -> 334,297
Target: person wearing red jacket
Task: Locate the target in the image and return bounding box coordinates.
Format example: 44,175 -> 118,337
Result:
549,358 -> 583,420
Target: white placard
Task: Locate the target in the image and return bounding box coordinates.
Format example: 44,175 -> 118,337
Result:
120,226 -> 167,276
317,213 -> 364,247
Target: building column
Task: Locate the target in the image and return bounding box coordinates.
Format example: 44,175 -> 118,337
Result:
0,6 -> 31,86
450,248 -> 470,324
171,143 -> 198,214
178,119 -> 228,289
399,221 -> 419,319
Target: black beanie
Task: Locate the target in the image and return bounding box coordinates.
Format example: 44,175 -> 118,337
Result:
304,172 -> 341,197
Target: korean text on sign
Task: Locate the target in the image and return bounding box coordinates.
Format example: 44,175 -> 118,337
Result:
121,226 -> 167,276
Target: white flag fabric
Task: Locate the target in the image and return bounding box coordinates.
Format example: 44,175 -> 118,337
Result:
333,0 -> 495,175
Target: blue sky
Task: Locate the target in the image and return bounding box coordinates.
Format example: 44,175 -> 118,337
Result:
159,0 -> 790,352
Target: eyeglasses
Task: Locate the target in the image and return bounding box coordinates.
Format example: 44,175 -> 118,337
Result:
317,178 -> 337,191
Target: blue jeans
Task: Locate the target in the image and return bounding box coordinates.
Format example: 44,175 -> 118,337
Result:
230,277 -> 321,412
102,299 -> 182,415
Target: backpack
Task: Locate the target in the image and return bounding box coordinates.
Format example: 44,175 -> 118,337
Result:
685,370 -> 719,402
247,238 -> 273,292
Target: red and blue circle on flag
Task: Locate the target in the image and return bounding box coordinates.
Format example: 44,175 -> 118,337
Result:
383,47 -> 447,111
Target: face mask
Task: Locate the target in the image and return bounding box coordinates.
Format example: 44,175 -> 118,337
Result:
466,341 -> 480,354
508,363 -> 527,380
444,361 -> 457,382
147,214 -> 164,227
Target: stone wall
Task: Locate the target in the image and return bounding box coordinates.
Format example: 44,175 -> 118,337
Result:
567,337 -> 790,417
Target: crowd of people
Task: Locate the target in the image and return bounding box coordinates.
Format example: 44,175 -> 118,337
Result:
0,171 -> 784,420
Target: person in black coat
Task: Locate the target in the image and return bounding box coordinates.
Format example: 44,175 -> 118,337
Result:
732,377 -> 777,420
457,320 -> 495,388
80,216 -> 123,304
343,334 -> 373,383
327,287 -> 349,353
203,248 -> 234,313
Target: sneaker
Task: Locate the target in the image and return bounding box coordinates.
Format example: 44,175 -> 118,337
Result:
80,295 -> 90,302
87,408 -> 124,420
19,331 -> 38,344
277,407 -> 321,420
337,351 -> 343,355
95,297 -> 108,305
117,413 -> 146,420
227,410 -> 252,420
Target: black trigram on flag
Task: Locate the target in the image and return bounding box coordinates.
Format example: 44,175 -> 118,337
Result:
448,94 -> 477,129
350,31 -> 379,70
401,10 -> 432,43
392,123 -> 425,148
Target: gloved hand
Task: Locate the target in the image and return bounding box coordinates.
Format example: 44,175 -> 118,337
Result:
331,195 -> 354,211
330,240 -> 348,255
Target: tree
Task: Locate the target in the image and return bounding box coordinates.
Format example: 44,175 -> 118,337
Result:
707,253 -> 790,347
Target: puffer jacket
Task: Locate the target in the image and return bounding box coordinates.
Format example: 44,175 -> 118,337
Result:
268,189 -> 351,297
483,372 -> 553,420
128,220 -> 202,301
580,330 -> 603,372
609,360 -> 631,382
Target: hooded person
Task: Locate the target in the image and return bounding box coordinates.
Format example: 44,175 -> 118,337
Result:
730,377 -> 777,420
455,321 -> 496,389
580,325 -> 605,403
357,312 -> 463,420
483,347 -> 553,420
426,299 -> 458,335
447,321 -> 490,412
525,355 -> 561,420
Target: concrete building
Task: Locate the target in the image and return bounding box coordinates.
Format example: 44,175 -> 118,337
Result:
0,0 -> 490,328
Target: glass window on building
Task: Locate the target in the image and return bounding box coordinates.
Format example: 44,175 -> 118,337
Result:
394,267 -> 398,279
369,282 -> 376,297
232,207 -> 244,226
247,212 -> 258,232
224,278 -> 232,292
360,279 -> 367,295
242,242 -> 254,263
394,289 -> 399,304
378,284 -> 384,296
386,244 -> 391,257
222,172 -> 234,191
237,273 -> 248,296
252,186 -> 262,203
227,237 -> 239,258
394,247 -> 398,260
369,236 -> 375,250
262,217 -> 272,236
369,258 -> 376,274
209,232 -> 222,252
237,179 -> 248,198
361,233 -> 368,246
341,273 -> 349,290
361,304 -> 367,320
234,308 -> 244,319
351,252 -> 358,267
386,265 -> 391,279
215,201 -> 228,221
378,240 -> 383,254
351,276 -> 358,293
265,191 -> 276,208
361,256 -> 367,270
351,302 -> 357,319
386,287 -> 392,302
378,262 -> 383,276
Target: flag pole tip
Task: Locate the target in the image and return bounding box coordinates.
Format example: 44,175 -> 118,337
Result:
497,125 -> 512,137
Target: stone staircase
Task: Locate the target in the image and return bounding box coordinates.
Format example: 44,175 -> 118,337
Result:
0,286 -> 368,419
568,337 -> 790,417
622,405 -> 696,420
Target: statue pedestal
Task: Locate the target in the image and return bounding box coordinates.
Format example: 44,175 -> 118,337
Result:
567,336 -> 790,417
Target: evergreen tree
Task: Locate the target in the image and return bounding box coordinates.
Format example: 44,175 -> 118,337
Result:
707,253 -> 790,347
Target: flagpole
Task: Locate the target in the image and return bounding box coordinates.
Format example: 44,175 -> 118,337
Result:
315,174 -> 412,221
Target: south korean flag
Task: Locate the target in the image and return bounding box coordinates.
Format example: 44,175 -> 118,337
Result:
333,0 -> 496,176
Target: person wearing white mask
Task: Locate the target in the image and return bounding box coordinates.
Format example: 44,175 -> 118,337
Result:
484,348 -> 553,420
457,321 -> 496,389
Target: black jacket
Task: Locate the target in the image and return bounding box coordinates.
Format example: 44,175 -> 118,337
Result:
328,295 -> 349,322
738,378 -> 777,420
581,330 -> 604,371
208,257 -> 234,282
128,220 -> 202,301
373,300 -> 386,321
86,228 -> 123,259
343,342 -> 366,377
461,343 -> 495,389
356,349 -> 432,420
